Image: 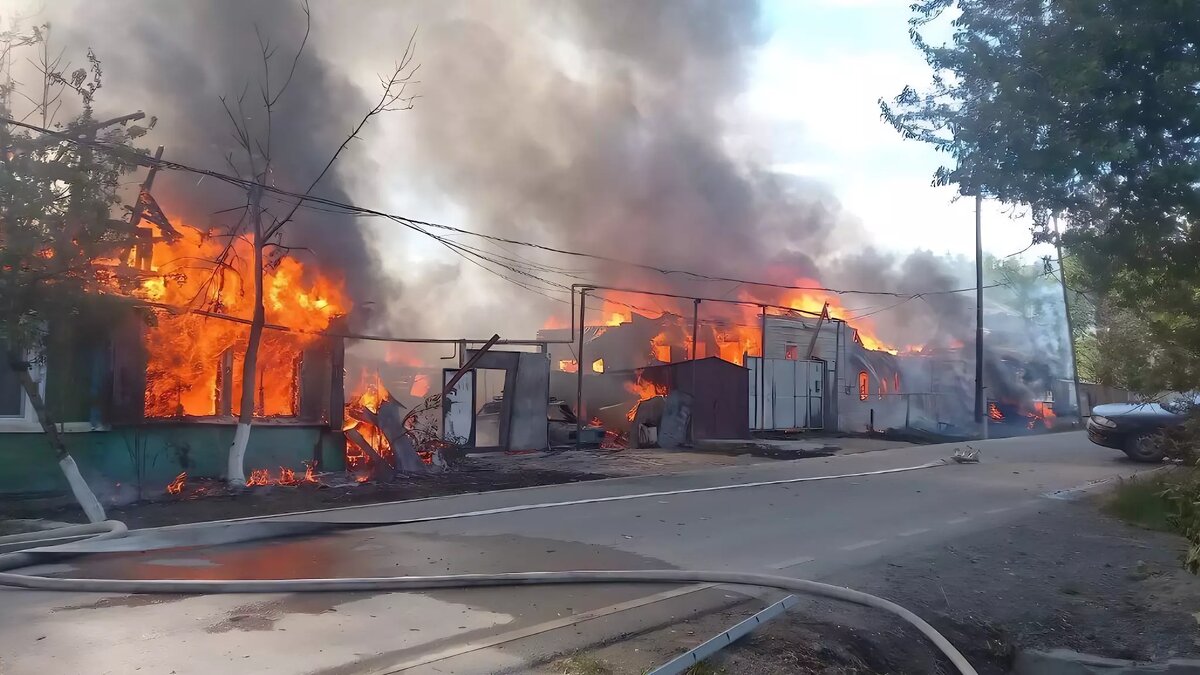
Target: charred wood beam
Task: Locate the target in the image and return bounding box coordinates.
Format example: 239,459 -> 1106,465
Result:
343,426 -> 394,478
377,397 -> 428,474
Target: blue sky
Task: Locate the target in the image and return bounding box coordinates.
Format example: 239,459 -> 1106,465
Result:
749,0 -> 1051,262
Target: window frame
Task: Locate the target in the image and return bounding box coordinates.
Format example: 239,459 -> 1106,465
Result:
0,355 -> 45,432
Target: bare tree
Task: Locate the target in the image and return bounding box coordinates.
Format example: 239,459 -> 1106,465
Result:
218,2 -> 418,485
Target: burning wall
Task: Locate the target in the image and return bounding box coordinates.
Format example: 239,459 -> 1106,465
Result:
117,216 -> 348,422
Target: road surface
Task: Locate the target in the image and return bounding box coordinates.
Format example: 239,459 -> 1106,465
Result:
0,432 -> 1156,674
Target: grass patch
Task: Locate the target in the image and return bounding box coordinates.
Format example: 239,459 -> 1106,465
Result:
555,655 -> 614,675
1103,473 -> 1177,532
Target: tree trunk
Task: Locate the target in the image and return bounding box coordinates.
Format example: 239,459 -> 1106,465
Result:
226,185 -> 265,486
7,349 -> 106,522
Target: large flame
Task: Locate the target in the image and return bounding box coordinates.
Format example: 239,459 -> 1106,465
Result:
625,374 -> 668,421
133,219 -> 347,418
1028,401 -> 1056,429
558,279 -> 902,369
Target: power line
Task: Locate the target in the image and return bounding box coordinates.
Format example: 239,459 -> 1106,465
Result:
4,115 -> 1006,301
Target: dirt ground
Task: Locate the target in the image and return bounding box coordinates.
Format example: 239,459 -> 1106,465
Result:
559,496 -> 1200,674
0,460 -> 612,529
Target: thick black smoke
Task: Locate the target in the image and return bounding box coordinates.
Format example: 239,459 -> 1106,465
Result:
35,0 -> 385,305
29,0 -> 979,350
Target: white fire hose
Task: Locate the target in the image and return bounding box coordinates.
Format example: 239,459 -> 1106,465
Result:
0,458 -> 980,675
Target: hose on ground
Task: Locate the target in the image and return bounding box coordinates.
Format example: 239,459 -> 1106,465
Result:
0,527 -> 977,675
0,458 -> 980,674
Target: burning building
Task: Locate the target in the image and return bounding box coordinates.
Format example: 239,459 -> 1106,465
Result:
0,212 -> 351,499
538,287 -> 1053,441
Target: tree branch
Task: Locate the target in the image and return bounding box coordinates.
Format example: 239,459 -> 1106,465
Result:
263,28 -> 419,240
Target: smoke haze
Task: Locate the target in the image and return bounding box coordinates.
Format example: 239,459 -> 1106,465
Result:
12,0 -> 998,353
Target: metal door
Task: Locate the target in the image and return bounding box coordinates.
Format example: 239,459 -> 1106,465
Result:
747,357 -> 824,431
801,360 -> 824,429
771,358 -> 797,428
441,369 -> 475,446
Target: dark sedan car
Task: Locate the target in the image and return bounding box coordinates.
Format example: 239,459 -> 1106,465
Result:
1087,398 -> 1194,462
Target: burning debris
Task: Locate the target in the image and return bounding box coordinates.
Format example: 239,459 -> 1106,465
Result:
626,374 -> 669,422
164,460 -> 323,496
343,373 -> 450,480
165,471 -> 187,495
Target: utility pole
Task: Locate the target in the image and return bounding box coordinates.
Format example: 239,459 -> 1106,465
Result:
974,193 -> 986,438
1053,216 -> 1084,420
691,299 -> 700,360
574,288 -> 588,451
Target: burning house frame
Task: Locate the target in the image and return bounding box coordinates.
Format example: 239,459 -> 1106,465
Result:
0,207 -> 352,498
0,313 -> 349,498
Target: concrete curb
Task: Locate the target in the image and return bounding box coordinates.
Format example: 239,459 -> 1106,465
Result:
1014,649 -> 1200,674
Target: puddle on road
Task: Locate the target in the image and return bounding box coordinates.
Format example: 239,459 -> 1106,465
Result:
46,528 -> 678,628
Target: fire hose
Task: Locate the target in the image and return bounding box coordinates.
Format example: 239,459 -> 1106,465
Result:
0,458 -> 980,675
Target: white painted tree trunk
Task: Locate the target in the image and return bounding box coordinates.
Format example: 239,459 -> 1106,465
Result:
226,185 -> 265,487
59,455 -> 106,523
7,349 -> 106,523
226,422 -> 252,486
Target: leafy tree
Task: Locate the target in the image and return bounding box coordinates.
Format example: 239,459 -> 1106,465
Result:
0,26 -> 153,520
883,0 -> 1200,395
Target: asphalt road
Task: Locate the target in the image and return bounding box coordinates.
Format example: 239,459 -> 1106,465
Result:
0,432 -> 1160,674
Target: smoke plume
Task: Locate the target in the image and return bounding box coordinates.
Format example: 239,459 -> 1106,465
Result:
23,0 -> 983,351
26,0 -> 385,304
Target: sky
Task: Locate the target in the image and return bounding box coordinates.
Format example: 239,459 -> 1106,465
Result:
748,0 -> 1052,262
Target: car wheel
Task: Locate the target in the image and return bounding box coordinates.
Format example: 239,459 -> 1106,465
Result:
1124,432 -> 1166,463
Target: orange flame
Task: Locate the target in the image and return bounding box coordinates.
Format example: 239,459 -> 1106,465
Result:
134,218 -> 347,418
303,460 -> 318,483
651,332 -> 671,362
590,279 -> 905,368
592,358 -> 605,373
165,471 -> 187,495
541,315 -> 569,330
625,374 -> 668,421
1027,401 -> 1056,429
410,374 -> 430,398
246,468 -> 271,487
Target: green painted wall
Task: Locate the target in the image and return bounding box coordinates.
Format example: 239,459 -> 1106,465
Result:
0,424 -> 345,497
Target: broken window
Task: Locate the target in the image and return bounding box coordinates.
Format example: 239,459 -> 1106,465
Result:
880,376 -> 889,399
784,344 -> 798,360
858,371 -> 869,401
894,372 -> 901,392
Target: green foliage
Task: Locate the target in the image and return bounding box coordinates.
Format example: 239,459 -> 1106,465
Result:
885,1 -> 1200,395
1160,470 -> 1200,575
0,27 -> 149,358
1104,474 -> 1175,532
1106,468 -> 1200,575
